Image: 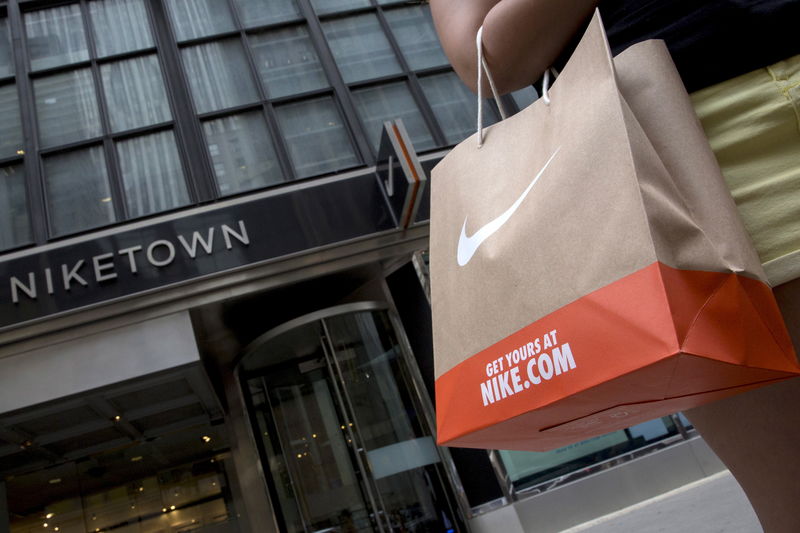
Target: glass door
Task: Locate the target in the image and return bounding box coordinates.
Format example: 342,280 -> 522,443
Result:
241,304 -> 463,533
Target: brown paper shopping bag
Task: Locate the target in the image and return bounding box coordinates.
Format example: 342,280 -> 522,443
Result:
431,12 -> 800,451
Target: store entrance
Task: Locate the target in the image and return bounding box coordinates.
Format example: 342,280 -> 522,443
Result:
239,303 -> 463,533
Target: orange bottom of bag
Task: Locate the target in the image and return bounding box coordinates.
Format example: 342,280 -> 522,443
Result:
435,262 -> 800,451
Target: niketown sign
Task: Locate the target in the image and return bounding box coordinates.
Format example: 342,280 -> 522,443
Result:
0,172 -> 401,331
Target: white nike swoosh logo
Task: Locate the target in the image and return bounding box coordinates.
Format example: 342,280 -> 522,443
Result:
457,148 -> 560,266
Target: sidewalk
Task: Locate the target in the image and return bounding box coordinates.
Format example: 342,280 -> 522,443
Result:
561,471 -> 762,533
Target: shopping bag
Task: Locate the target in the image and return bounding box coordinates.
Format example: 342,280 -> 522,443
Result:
430,11 -> 800,451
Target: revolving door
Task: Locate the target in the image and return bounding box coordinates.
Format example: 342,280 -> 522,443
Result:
239,303 -> 464,533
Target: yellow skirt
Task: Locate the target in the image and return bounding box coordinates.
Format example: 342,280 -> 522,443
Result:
691,55 -> 800,287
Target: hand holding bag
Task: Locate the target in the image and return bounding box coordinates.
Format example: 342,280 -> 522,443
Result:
430,11 -> 800,451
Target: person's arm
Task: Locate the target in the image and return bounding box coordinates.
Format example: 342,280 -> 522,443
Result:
430,0 -> 600,94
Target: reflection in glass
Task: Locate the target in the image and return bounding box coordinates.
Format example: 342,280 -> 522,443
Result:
117,130 -> 190,218
310,0 -> 370,15
25,5 -> 89,71
101,55 -> 171,132
254,363 -> 377,532
250,390 -> 305,533
499,415 -> 679,491
512,85 -> 538,110
204,112 -> 283,195
0,165 -> 31,251
0,18 -> 13,78
44,146 -> 115,236
182,39 -> 259,114
276,97 -> 358,178
165,0 -> 236,41
420,71 -> 498,145
244,310 -> 461,533
0,84 -> 23,159
352,82 -> 435,152
34,69 -> 102,148
234,0 -> 301,27
384,6 -> 448,70
89,0 -> 154,57
325,312 -> 454,532
249,26 -> 328,99
322,14 -> 402,83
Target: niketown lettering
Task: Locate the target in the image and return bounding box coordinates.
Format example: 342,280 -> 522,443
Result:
456,148 -> 560,266
480,328 -> 577,407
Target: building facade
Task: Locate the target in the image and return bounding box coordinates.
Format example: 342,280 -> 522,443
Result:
0,1 -> 724,532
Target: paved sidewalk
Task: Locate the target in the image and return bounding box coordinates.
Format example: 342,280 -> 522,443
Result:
561,471 -> 762,533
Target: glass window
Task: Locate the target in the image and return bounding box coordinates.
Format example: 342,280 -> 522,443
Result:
34,69 -> 102,148
419,71 -> 498,145
25,4 -> 89,71
5,417 -> 239,533
512,85 -> 538,110
44,146 -> 115,236
249,26 -> 328,99
116,130 -> 190,217
182,39 -> 259,114
352,82 -> 435,153
276,97 -> 358,178
0,165 -> 31,251
322,14 -> 402,84
203,112 -> 283,195
101,54 -> 171,132
165,0 -> 236,41
0,84 -> 23,159
0,18 -> 13,78
384,6 -> 448,71
499,430 -> 630,485
89,0 -> 154,57
310,0 -> 370,16
233,0 -> 301,28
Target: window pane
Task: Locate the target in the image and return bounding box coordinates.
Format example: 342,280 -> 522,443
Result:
35,69 -> 102,148
204,112 -> 283,195
0,165 -> 31,250
322,14 -> 401,83
182,39 -> 259,114
0,18 -> 13,78
44,146 -> 115,236
165,0 -> 235,41
419,72 -> 498,145
233,0 -> 301,28
310,0 -> 370,15
512,86 -> 538,110
0,84 -> 23,159
101,55 -> 171,132
384,6 -> 448,70
117,130 -> 190,218
352,82 -> 435,153
250,26 -> 327,99
276,97 -> 358,178
25,5 -> 89,71
89,0 -> 154,57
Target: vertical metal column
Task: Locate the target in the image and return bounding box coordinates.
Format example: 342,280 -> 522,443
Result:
319,321 -> 389,533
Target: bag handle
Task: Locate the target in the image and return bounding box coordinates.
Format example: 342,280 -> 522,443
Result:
475,26 -> 557,147
476,26 -> 507,147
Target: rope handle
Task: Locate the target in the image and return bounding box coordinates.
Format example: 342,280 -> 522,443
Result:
476,26 -> 507,147
476,26 -> 557,147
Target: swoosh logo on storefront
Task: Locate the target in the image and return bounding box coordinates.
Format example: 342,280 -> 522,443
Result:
457,148 -> 560,266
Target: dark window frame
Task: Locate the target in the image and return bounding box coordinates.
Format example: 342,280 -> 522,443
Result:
0,0 -> 526,251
